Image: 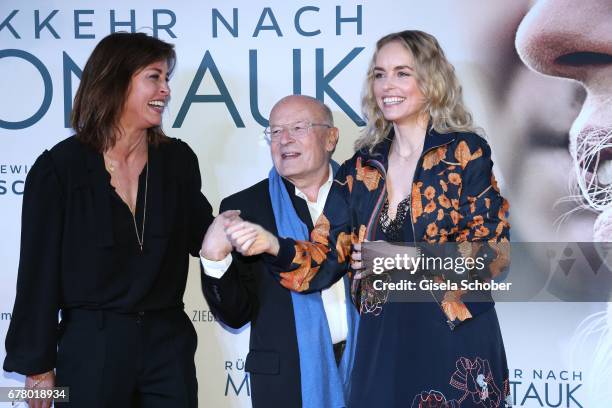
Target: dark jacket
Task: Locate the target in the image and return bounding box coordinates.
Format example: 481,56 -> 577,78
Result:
273,128 -> 510,329
4,136 -> 213,375
201,178 -> 315,408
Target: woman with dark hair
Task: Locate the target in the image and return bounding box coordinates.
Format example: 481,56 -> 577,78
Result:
4,32 -> 214,407
227,30 -> 511,407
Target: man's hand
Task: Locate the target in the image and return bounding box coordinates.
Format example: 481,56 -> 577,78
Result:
25,370 -> 54,408
200,210 -> 241,260
225,220 -> 279,257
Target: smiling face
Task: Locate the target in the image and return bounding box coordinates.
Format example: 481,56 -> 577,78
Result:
119,60 -> 170,132
269,96 -> 338,187
372,41 -> 426,126
516,0 -> 612,240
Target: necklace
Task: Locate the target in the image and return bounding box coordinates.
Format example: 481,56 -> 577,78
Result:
133,162 -> 148,251
104,154 -> 148,251
390,140 -> 424,161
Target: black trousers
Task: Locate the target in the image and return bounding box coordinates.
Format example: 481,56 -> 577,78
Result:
55,308 -> 198,408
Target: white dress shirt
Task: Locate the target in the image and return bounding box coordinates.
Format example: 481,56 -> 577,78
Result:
201,164 -> 348,343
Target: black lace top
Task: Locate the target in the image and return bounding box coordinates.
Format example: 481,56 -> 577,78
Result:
378,197 -> 411,242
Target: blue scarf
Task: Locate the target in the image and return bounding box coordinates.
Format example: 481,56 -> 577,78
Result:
268,162 -> 359,407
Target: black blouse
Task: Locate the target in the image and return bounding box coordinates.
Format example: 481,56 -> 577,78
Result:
3,136 -> 213,375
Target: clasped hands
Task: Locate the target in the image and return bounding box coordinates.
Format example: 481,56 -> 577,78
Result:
200,211 -> 367,291
201,210 -> 365,267
200,210 -> 280,261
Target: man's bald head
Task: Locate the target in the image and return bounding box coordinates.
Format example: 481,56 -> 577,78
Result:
270,95 -> 334,127
268,95 -> 339,191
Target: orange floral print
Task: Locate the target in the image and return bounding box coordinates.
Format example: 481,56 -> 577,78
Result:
437,209 -> 444,221
422,146 -> 447,170
498,199 -> 510,222
426,222 -> 438,237
334,225 -> 367,264
292,241 -> 327,269
411,182 -> 423,223
474,225 -> 490,238
469,215 -> 484,227
439,179 -> 448,192
438,194 -> 451,209
356,157 -> 381,191
488,241 -> 510,278
352,224 -> 366,244
336,232 -> 352,263
451,198 -> 459,210
292,241 -> 309,265
492,223 -> 504,237
424,200 -> 437,213
491,173 -> 500,192
285,242 -> 324,291
468,197 -> 477,214
291,264 -> 319,291
454,140 -> 483,169
439,228 -> 449,243
450,210 -> 461,225
311,214 -> 330,246
457,229 -> 470,242
311,246 -> 328,265
448,173 -> 462,186
424,186 -> 436,200
441,291 -> 472,322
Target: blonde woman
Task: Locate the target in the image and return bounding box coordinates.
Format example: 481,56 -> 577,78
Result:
227,31 -> 511,407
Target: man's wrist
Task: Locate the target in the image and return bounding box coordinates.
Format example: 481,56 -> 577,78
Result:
200,248 -> 231,261
267,236 -> 280,256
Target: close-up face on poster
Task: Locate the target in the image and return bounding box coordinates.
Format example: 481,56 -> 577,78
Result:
0,1 -> 610,407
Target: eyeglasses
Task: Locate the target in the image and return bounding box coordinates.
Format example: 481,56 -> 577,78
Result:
263,120 -> 332,143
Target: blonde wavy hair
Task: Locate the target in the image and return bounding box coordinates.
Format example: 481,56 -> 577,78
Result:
355,30 -> 478,152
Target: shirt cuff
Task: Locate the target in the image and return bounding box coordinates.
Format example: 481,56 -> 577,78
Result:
200,252 -> 233,278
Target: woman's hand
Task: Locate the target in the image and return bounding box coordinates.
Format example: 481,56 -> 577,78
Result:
25,370 -> 54,408
225,220 -> 279,257
350,242 -> 364,271
200,210 -> 241,260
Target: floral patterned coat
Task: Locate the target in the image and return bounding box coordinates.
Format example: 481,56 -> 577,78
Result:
272,127 -> 510,329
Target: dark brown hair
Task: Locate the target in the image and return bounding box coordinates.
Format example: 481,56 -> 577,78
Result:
71,32 -> 176,152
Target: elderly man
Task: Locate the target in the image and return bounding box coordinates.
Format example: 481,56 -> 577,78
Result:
200,95 -> 358,408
